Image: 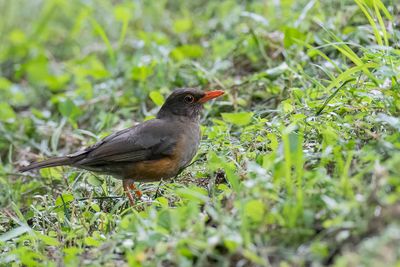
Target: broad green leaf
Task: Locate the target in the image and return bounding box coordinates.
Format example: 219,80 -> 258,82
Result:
224,162 -> 240,193
221,112 -> 253,126
149,91 -> 165,106
24,55 -> 49,84
75,79 -> 94,100
281,100 -> 294,113
114,5 -> 132,21
267,133 -> 278,151
157,209 -> 171,230
39,166 -> 63,180
55,193 -> 74,206
0,77 -> 11,90
64,247 -> 83,264
176,187 -> 208,203
91,203 -> 100,212
36,232 -> 60,246
87,175 -> 102,186
155,197 -> 169,207
58,99 -> 83,122
223,238 -> 240,253
131,65 -> 154,81
71,56 -> 110,80
173,18 -> 192,33
8,29 -> 26,44
243,199 -> 265,223
283,27 -> 306,48
45,74 -> 71,92
84,236 -> 101,247
0,102 -> 16,123
170,45 -> 204,61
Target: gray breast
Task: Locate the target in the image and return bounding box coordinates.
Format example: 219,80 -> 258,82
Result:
179,122 -> 201,168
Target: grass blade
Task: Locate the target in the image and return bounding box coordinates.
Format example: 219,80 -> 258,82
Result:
355,0 -> 383,46
90,17 -> 115,64
373,0 -> 389,47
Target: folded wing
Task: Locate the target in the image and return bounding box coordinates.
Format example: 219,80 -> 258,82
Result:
69,119 -> 178,167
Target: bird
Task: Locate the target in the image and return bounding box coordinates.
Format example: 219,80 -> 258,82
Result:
20,88 -> 224,206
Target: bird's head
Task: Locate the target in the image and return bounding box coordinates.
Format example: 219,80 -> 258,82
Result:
156,88 -> 224,122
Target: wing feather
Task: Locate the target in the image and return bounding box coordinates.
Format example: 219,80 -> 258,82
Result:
69,119 -> 179,166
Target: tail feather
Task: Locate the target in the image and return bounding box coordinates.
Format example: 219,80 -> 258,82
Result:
20,156 -> 73,172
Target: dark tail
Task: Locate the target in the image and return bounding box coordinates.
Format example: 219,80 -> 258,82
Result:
20,156 -> 73,172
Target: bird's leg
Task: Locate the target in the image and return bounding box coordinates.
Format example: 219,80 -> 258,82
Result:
154,179 -> 164,199
128,183 -> 142,198
123,180 -> 135,206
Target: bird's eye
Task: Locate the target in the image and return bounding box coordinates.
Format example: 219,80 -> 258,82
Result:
184,94 -> 194,103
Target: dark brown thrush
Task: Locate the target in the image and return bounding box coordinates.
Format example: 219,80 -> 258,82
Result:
20,88 -> 224,206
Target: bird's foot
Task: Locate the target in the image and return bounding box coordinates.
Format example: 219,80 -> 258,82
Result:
123,180 -> 142,206
128,183 -> 143,198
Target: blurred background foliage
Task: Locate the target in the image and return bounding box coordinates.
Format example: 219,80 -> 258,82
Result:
1,0 -> 400,266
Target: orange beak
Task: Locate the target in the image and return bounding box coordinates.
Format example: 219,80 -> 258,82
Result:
198,90 -> 225,103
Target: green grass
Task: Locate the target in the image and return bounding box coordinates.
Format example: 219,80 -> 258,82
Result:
1,0 -> 400,266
